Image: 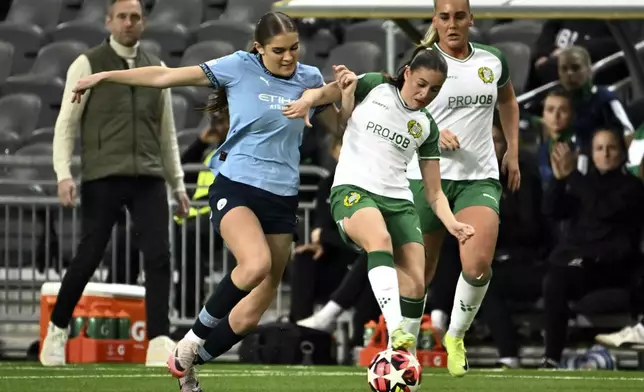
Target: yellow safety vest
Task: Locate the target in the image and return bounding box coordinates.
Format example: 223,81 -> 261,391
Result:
174,150 -> 216,225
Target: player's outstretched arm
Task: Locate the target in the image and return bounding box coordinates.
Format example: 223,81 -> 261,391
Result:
71,66 -> 211,102
419,159 -> 474,244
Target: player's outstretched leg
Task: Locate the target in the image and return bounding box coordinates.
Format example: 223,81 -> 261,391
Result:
339,205 -> 415,351
194,233 -> 292,363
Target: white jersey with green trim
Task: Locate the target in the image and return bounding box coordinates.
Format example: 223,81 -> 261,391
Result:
407,42 -> 510,181
332,73 -> 441,202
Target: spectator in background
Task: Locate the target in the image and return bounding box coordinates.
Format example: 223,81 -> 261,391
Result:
289,137 -> 358,322
41,0 -> 189,367
476,119 -> 550,369
528,89 -> 576,188
541,128 -> 644,368
530,20 -> 626,88
556,46 -> 633,151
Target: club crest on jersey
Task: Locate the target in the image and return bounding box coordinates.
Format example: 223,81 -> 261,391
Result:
478,66 -> 494,84
343,192 -> 361,207
407,120 -> 423,139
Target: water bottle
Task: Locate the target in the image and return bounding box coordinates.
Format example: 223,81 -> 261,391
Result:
86,308 -> 103,339
117,310 -> 131,340
101,309 -> 117,339
363,321 -> 377,347
70,310 -> 87,338
419,328 -> 435,350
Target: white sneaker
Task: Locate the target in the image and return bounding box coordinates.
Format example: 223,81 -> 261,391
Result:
178,367 -> 203,392
39,322 -> 68,366
297,315 -> 334,333
145,335 -> 176,367
595,323 -> 644,348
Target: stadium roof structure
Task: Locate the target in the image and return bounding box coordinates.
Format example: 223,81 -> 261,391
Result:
272,0 -> 644,19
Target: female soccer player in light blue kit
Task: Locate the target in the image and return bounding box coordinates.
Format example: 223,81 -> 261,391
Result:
72,12 -> 340,392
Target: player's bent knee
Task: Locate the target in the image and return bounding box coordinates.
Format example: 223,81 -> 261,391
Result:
461,263 -> 492,283
232,247 -> 272,289
237,261 -> 272,288
360,230 -> 393,253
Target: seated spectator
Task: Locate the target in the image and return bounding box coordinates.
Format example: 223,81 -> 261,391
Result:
477,120 -> 550,369
556,46 -> 633,151
289,137 -> 360,322
530,20 -> 625,89
541,128 -> 644,368
520,89 -> 576,188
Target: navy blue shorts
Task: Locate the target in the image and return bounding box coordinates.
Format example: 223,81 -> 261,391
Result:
208,175 -> 299,236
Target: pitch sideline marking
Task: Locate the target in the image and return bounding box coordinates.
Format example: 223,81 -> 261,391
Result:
1,370 -> 644,382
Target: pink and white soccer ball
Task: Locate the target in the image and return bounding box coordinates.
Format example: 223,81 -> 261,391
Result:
367,348 -> 423,392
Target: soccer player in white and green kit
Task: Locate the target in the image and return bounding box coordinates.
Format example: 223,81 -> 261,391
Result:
283,48 -> 475,352
406,0 -> 521,377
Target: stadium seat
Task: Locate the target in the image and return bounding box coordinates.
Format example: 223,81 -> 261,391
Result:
172,94 -> 189,131
173,40 -> 235,127
0,42 -> 14,85
487,20 -> 543,47
26,126 -> 54,145
202,0 -> 226,21
2,41 -> 88,128
15,141 -> 54,156
494,41 -> 532,95
8,142 -> 56,196
143,0 -> 203,65
307,28 -> 338,59
51,21 -> 108,48
140,39 -> 162,58
469,26 -> 487,44
59,0 -> 83,23
321,42 -> 384,83
220,0 -> 274,23
0,129 -> 21,154
343,20 -> 412,59
195,20 -> 254,51
71,0 -> 108,24
181,40 -> 236,67
0,0 -> 64,74
0,93 -> 42,139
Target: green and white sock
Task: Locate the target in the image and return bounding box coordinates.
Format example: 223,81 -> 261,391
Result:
367,251 -> 402,346
400,295 -> 425,355
447,271 -> 491,338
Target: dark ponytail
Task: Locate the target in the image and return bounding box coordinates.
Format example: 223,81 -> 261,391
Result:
386,45 -> 448,89
202,89 -> 228,117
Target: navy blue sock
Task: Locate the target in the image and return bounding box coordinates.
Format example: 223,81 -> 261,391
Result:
191,273 -> 250,339
196,315 -> 246,364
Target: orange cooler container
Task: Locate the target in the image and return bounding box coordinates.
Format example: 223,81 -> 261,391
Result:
39,282 -> 148,364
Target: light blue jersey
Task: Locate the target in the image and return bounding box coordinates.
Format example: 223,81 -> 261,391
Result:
199,51 -> 325,196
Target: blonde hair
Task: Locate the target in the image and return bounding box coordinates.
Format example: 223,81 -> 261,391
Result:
420,0 -> 471,47
421,25 -> 439,48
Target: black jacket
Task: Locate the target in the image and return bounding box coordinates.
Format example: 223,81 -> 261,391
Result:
544,168 -> 644,267
496,155 -> 550,262
534,20 -> 619,61
313,169 -> 346,250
